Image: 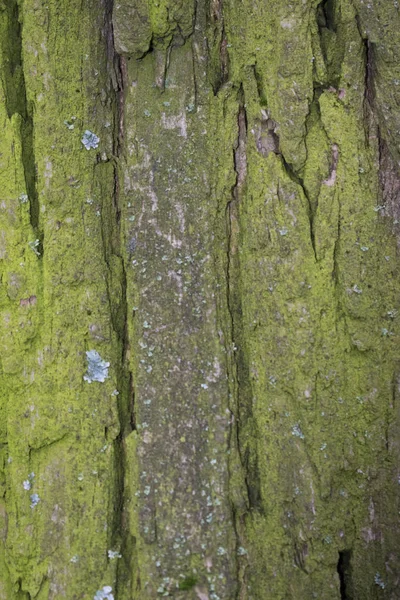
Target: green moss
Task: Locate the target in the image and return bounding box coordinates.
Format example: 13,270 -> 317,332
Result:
1,0 -> 400,598
178,575 -> 197,591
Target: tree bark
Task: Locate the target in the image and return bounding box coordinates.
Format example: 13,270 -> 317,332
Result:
1,0 -> 400,598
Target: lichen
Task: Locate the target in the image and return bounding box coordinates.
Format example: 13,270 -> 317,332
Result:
81,130 -> 100,150
83,350 -> 110,383
94,586 -> 114,600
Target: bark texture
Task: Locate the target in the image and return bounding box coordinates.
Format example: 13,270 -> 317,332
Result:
1,0 -> 400,598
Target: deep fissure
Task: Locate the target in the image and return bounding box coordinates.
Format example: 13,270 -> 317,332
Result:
105,1 -> 136,595
337,550 -> 352,600
2,0 -> 40,235
225,92 -> 251,600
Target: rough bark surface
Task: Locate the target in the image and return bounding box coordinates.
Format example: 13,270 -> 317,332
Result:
0,0 -> 400,599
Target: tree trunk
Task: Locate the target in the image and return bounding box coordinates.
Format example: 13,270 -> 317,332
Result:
1,0 -> 400,598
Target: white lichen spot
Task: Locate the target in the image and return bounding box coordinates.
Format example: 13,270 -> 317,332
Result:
237,546 -> 248,555
30,493 -> 40,508
64,117 -> 76,130
381,328 -> 393,337
82,130 -> 100,150
374,573 -> 385,589
107,549 -> 122,559
28,239 -> 40,257
280,18 -> 295,29
24,472 -> 35,490
279,227 -> 288,236
217,547 -> 226,556
83,350 -> 110,383
292,424 -> 304,439
19,193 -> 28,203
70,555 -> 79,563
94,586 -> 114,600
201,383 -> 208,390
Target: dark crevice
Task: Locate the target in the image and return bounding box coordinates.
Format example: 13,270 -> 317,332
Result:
252,64 -> 268,108
293,541 -> 309,574
317,0 -> 336,32
316,0 -> 346,90
105,2 -> 137,597
251,61 -> 318,259
135,34 -> 155,61
356,18 -> 400,222
16,578 -> 32,599
224,89 -> 255,598
360,20 -> 400,223
226,88 -> 262,517
1,0 -> 40,239
106,0 -> 135,437
359,29 -> 375,132
209,0 -> 229,95
191,0 -> 199,107
354,12 -> 375,138
364,39 -> 374,107
229,94 -> 262,511
337,550 -> 353,599
332,209 -> 341,288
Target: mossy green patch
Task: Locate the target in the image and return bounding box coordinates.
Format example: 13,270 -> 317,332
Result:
1,0 -> 400,598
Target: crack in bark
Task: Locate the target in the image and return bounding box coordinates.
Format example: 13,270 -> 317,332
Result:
209,0 -> 229,95
1,0 -> 40,239
104,2 -> 136,595
337,550 -> 353,600
250,67 -> 317,260
225,92 -> 254,598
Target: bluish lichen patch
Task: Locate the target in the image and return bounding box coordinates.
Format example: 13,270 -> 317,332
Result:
83,350 -> 110,383
94,586 -> 114,600
29,493 -> 40,508
81,129 -> 100,150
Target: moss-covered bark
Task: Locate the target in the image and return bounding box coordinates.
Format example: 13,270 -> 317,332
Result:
1,0 -> 400,598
